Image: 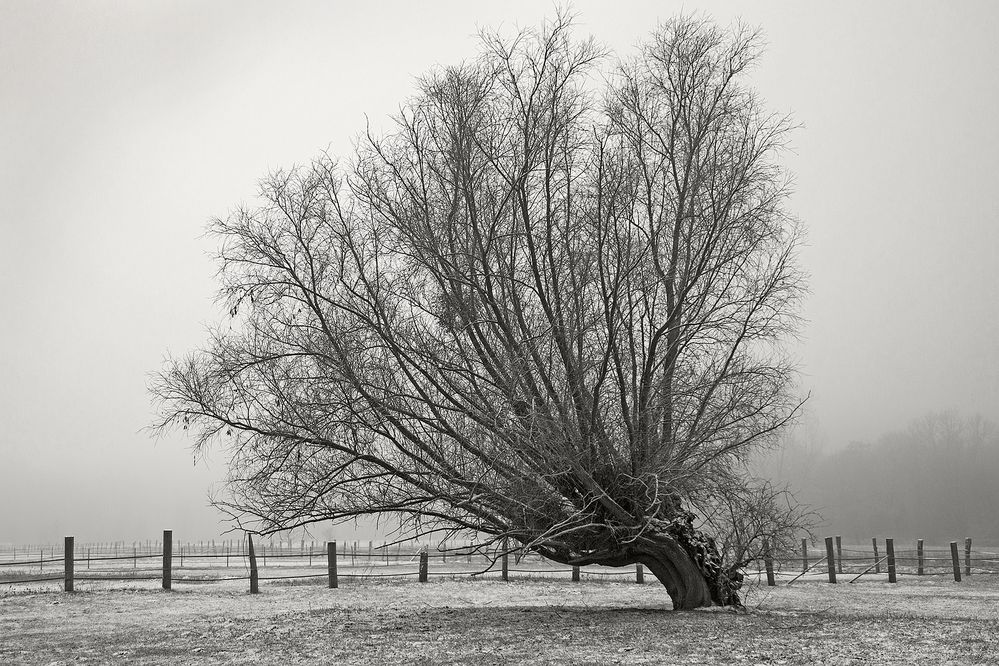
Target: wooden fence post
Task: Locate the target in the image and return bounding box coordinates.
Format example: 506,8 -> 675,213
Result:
248,534 -> 258,593
824,536 -> 836,583
950,541 -> 962,582
162,530 -> 172,590
764,539 -> 776,587
64,536 -> 74,592
419,550 -> 428,583
636,564 -> 644,584
917,539 -> 924,575
886,538 -> 896,583
327,541 -> 338,589
872,538 -> 880,574
572,565 -> 580,582
801,538 -> 808,573
835,535 -> 843,574
964,537 -> 972,576
501,537 -> 509,581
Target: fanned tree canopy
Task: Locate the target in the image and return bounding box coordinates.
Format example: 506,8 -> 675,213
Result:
152,14 -> 808,608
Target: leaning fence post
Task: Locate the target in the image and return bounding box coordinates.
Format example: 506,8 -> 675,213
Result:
64,536 -> 74,592
801,538 -> 808,573
917,539 -> 924,575
572,565 -> 580,582
636,564 -> 644,584
950,541 -> 962,582
824,536 -> 837,583
162,530 -> 172,590
327,541 -> 338,589
419,550 -> 428,583
248,534 -> 258,593
835,535 -> 843,574
886,538 -> 896,583
872,538 -> 880,574
501,537 -> 509,582
964,537 -> 972,576
764,539 -> 776,587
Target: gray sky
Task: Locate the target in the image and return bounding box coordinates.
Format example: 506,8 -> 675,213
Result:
2,1 -> 997,544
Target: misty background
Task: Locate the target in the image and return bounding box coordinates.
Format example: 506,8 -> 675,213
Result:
2,0 -> 997,546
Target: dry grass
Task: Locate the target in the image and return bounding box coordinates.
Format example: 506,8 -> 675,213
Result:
2,576 -> 998,664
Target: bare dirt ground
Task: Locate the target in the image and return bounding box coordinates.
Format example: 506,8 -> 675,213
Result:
2,576 -> 997,665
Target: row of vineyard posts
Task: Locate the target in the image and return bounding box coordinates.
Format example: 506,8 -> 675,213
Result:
18,532 -> 987,593
785,535 -> 976,584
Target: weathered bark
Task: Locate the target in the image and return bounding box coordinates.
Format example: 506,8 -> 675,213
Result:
637,528 -> 744,609
636,536 -> 714,609
540,518 -> 744,610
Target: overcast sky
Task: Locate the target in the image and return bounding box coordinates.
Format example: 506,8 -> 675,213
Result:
2,1 -> 997,544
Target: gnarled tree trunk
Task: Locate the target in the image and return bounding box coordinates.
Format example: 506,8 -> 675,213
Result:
539,517 -> 744,610
636,529 -> 743,609
637,536 -> 714,609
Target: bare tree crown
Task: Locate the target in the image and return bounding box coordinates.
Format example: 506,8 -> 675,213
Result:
151,14 -> 808,607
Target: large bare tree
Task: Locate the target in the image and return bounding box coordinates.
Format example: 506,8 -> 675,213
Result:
152,15 -> 806,609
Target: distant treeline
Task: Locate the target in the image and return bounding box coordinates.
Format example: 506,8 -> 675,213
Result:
761,413 -> 999,544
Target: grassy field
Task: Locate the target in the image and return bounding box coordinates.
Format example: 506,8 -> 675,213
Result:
2,576 -> 998,664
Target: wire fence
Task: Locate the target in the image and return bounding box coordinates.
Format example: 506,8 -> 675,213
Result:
0,534 -> 631,591
2,534 -> 997,592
